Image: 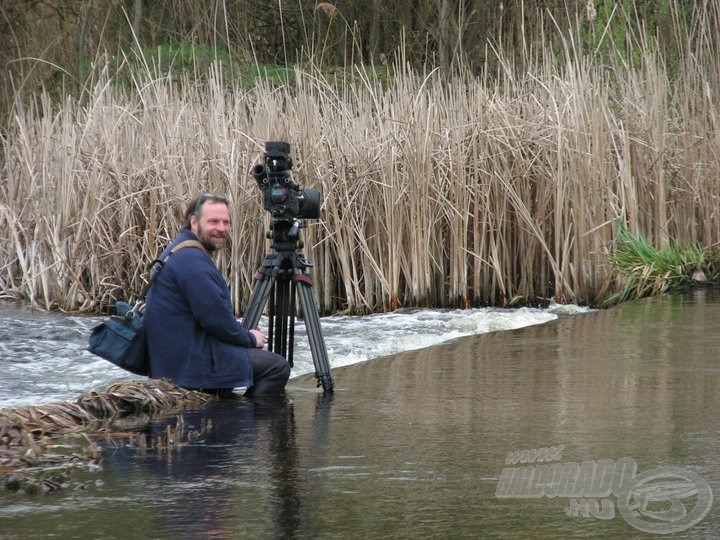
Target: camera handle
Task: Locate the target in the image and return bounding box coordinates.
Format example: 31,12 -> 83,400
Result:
241,222 -> 334,393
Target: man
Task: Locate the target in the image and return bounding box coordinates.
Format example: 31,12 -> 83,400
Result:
144,192 -> 290,397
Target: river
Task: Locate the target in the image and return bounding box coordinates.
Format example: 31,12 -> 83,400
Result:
1,289 -> 718,538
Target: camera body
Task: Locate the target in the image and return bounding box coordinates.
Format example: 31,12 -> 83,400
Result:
252,141 -> 320,221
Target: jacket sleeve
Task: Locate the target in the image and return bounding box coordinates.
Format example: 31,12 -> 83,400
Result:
171,251 -> 257,347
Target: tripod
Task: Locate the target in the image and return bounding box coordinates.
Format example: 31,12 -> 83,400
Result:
241,219 -> 334,393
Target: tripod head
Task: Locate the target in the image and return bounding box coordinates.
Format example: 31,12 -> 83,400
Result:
268,218 -> 305,251
263,218 -> 314,279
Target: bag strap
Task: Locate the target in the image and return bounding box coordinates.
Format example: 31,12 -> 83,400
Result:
136,239 -> 210,302
170,239 -> 210,256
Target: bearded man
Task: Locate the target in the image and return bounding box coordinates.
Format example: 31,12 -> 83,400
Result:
144,193 -> 290,397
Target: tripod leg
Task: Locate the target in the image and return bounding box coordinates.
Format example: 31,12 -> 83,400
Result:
296,277 -> 335,393
242,275 -> 274,329
272,278 -> 292,365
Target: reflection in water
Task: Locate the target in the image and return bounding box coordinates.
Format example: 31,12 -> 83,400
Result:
299,289 -> 720,537
1,289 -> 719,538
131,396 -> 303,539
409,296 -> 714,461
112,393 -> 336,539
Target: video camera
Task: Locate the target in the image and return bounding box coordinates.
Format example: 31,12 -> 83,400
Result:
252,141 -> 321,221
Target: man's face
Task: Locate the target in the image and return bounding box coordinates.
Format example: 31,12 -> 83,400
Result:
191,200 -> 231,250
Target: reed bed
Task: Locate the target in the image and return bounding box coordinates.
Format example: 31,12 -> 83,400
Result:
1,30 -> 719,314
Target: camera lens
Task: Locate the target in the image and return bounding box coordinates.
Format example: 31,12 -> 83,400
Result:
299,188 -> 321,219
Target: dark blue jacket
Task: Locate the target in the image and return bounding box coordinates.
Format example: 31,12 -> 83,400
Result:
144,229 -> 255,389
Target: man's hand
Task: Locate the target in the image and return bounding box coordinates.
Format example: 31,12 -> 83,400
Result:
250,328 -> 267,348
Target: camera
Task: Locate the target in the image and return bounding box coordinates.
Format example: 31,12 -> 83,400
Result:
252,141 -> 321,221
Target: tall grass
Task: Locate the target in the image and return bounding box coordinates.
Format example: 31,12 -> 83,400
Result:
1,11 -> 719,314
605,222 -> 713,306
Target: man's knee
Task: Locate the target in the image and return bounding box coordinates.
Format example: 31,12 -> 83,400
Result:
279,359 -> 291,380
268,355 -> 291,382
257,350 -> 290,378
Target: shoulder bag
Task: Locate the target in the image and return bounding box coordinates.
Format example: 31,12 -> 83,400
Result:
87,240 -> 208,375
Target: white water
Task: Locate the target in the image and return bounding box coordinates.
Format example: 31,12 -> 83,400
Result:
0,303 -> 591,409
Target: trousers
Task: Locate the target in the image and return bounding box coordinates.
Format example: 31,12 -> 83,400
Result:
190,349 -> 291,398
245,349 -> 291,396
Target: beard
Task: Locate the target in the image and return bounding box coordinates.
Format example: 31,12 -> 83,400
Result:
196,225 -> 227,251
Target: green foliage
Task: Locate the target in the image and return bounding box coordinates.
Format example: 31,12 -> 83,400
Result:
604,222 -> 710,306
40,43 -> 297,109
143,43 -> 231,68
578,0 -> 688,77
1,0 -> 713,118
116,44 -> 295,88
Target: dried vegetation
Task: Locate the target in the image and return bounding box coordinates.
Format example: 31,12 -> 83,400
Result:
0,379 -> 214,494
1,4 -> 719,314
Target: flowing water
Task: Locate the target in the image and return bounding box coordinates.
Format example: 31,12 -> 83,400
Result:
1,289 -> 719,539
0,302 -> 579,409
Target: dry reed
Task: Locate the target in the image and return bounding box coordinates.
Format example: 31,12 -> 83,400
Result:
1,15 -> 719,314
0,379 -> 215,491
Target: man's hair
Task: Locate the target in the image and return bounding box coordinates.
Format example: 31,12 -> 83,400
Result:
183,192 -> 230,229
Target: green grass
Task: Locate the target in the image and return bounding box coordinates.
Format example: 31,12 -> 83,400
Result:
604,222 -> 714,306
139,44 -> 295,86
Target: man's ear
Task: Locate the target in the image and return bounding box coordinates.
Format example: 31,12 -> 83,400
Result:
189,214 -> 198,231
